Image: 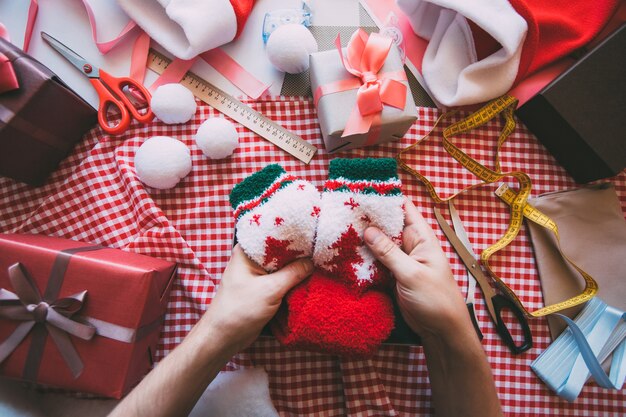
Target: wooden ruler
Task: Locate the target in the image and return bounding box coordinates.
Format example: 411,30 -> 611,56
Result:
146,49 -> 317,164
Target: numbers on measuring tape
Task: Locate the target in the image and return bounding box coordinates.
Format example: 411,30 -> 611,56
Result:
147,49 -> 317,164
397,95 -> 598,318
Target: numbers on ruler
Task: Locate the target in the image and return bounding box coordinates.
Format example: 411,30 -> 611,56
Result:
147,50 -> 316,163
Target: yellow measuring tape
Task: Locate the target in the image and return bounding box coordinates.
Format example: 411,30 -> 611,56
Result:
397,95 -> 598,318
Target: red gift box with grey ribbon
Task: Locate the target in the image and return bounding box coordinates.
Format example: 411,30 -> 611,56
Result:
0,234 -> 177,398
310,29 -> 418,153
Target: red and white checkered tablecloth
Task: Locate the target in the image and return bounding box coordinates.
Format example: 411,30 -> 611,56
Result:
1,97 -> 624,416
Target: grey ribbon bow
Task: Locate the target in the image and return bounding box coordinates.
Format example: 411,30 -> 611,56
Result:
0,263 -> 96,378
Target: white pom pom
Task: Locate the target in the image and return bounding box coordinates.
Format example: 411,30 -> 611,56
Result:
134,136 -> 192,189
150,83 -> 197,124
266,24 -> 318,74
195,118 -> 239,159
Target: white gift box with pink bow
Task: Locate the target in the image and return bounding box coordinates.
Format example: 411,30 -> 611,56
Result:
310,29 -> 418,153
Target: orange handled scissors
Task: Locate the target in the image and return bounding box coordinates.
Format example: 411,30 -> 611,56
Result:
42,32 -> 153,135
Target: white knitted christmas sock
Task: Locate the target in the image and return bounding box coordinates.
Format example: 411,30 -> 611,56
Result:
230,164 -> 320,272
313,158 -> 404,289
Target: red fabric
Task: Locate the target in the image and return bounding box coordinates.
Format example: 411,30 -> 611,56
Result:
229,0 -> 255,38
0,234 -> 175,398
1,98 -> 625,414
263,236 -> 304,270
272,271 -> 395,357
466,0 -> 619,83
511,0 -> 620,81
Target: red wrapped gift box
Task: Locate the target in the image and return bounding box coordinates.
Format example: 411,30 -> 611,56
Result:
0,234 -> 177,398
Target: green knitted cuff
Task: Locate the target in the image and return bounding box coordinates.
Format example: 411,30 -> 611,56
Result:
328,158 -> 398,182
324,158 -> 401,196
230,164 -> 289,210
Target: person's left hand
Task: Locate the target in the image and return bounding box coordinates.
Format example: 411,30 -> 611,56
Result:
202,244 -> 313,354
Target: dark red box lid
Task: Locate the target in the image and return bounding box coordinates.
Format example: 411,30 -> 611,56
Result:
516,24 -> 626,183
0,38 -> 96,186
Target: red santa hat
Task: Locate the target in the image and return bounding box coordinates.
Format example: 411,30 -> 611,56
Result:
397,0 -> 619,106
117,0 -> 255,60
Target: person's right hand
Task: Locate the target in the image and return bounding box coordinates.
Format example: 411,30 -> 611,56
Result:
364,198 -> 473,342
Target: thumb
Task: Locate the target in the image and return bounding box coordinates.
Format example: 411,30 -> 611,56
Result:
364,227 -> 416,280
267,258 -> 313,297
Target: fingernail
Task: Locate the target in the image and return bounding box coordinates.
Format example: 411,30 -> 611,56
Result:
364,227 -> 383,245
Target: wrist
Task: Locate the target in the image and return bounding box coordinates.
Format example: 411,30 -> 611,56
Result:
193,311 -> 241,361
421,313 -> 482,355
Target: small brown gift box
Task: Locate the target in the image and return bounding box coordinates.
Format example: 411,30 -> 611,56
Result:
310,40 -> 418,153
0,234 -> 177,398
0,38 -> 96,186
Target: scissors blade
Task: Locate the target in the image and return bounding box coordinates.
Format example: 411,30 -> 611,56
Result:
41,32 -> 99,78
448,201 -> 478,305
433,207 -> 498,321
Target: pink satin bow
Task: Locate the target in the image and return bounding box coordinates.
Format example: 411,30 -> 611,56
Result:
0,23 -> 19,94
336,29 -> 407,137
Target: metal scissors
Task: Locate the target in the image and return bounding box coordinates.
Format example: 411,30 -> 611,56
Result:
434,206 -> 533,354
448,201 -> 483,341
41,32 -> 153,135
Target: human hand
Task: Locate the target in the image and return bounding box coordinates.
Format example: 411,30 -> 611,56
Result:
202,245 -> 313,354
364,198 -> 473,343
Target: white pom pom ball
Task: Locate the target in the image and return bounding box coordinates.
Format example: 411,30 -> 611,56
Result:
150,83 -> 197,124
195,118 -> 239,159
134,136 -> 192,189
266,24 -> 318,74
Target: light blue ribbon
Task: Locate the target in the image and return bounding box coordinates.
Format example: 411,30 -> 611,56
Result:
531,298 -> 626,402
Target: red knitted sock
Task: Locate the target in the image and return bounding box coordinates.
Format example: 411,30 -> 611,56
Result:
273,158 -> 404,357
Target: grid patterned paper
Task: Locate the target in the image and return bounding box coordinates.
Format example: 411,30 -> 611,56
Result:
1,98 -> 625,416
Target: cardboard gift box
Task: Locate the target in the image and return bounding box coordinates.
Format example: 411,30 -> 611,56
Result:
516,24 -> 626,184
0,234 -> 177,398
310,31 -> 418,153
0,37 -> 96,186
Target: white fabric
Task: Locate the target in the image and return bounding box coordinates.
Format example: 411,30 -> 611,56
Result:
313,180 -> 404,285
236,177 -> 320,272
117,0 -> 238,60
189,368 -> 279,417
396,0 -> 527,106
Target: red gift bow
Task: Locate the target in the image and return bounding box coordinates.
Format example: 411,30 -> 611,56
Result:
336,29 -> 407,137
0,263 -> 96,378
0,23 -> 19,94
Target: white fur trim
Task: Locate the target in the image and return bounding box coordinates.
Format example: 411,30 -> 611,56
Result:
236,180 -> 320,271
397,0 -> 527,106
189,369 -> 279,417
313,191 -> 404,284
117,0 -> 237,60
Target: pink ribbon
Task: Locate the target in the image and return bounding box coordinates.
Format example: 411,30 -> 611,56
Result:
0,24 -> 19,94
20,0 -> 269,99
335,29 -> 407,137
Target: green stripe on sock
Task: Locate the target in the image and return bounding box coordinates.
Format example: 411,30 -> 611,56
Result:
328,158 -> 398,182
230,164 -> 286,209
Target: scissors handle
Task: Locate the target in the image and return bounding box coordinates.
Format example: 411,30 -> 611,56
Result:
492,293 -> 533,354
92,70 -> 154,135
